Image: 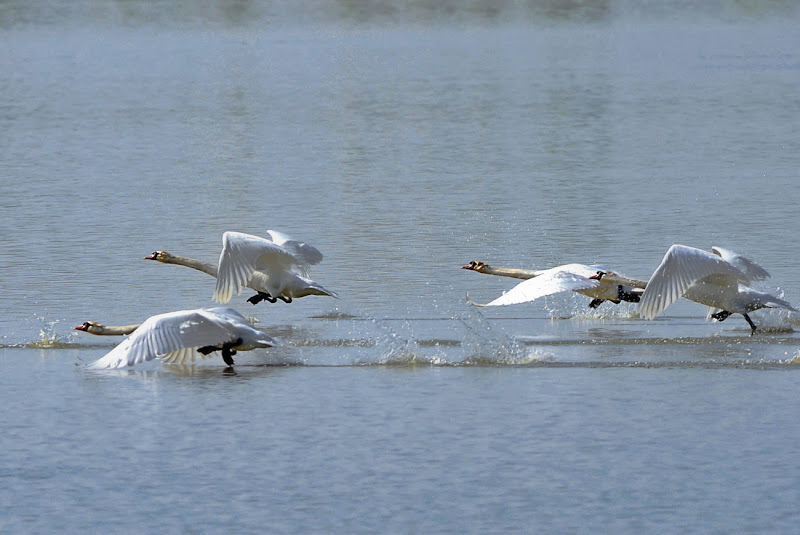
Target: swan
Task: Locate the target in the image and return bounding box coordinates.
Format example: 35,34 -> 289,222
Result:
465,262 -> 646,308
80,307 -> 280,369
605,244 -> 797,334
213,231 -> 337,305
463,260 -> 646,308
146,230 -> 336,305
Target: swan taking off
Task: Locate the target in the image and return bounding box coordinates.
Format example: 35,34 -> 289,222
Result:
464,262 -> 646,308
145,230 -> 337,305
81,307 -> 280,369
627,244 -> 797,334
213,231 -> 338,305
463,260 -> 646,308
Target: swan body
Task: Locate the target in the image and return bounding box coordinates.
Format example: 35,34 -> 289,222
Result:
466,263 -> 645,308
632,244 -> 796,334
213,231 -> 337,304
463,260 -> 646,308
84,307 -> 279,369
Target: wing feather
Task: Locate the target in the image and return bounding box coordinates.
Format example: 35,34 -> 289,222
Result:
638,244 -> 749,320
87,308 -> 259,369
711,246 -> 771,282
470,265 -> 600,307
213,231 -> 299,303
266,229 -> 323,266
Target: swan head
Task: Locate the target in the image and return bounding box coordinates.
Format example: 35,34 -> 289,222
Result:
588,270 -> 606,280
145,250 -> 172,262
462,260 -> 489,273
74,321 -> 103,333
589,270 -> 627,282
589,269 -> 636,287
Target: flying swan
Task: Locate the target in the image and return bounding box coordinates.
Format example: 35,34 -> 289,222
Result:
78,307 -> 280,368
212,231 -> 337,304
463,260 -> 646,308
146,229 -> 337,305
463,261 -> 647,308
598,244 -> 797,334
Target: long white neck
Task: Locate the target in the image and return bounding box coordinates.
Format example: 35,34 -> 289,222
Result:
479,264 -> 545,280
89,324 -> 141,335
163,254 -> 218,277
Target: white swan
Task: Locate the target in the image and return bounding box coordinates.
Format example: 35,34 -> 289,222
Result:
463,260 -> 646,308
213,231 -> 338,305
82,307 -> 280,369
146,230 -> 336,305
465,262 -> 646,308
626,244 -> 796,334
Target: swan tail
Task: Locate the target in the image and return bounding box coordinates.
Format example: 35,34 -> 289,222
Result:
465,293 -> 489,307
762,296 -> 798,313
303,282 -> 338,298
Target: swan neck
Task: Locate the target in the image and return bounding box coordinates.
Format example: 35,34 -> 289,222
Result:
482,265 -> 541,280
96,324 -> 141,335
164,254 -> 218,277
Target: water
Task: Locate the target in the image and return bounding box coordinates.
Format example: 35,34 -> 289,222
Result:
2,1 -> 800,532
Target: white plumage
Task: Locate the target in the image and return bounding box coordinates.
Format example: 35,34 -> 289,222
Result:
86,307 -> 279,369
635,244 -> 796,333
467,263 -> 641,308
213,231 -> 337,304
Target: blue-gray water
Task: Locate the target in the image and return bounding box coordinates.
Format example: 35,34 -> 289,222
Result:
2,1 -> 800,532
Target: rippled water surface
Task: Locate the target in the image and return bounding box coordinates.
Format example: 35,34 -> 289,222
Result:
2,1 -> 800,532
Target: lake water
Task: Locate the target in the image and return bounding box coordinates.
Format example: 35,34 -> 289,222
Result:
2,1 -> 800,532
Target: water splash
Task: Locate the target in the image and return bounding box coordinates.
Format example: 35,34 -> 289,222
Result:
363,318 -> 438,366
28,315 -> 76,348
459,309 -> 538,364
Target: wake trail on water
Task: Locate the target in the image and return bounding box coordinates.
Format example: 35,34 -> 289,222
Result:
5,304 -> 800,370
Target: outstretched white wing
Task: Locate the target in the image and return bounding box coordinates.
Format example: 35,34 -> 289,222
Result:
638,244 -> 749,320
87,308 -> 260,369
266,229 -> 323,266
213,231 -> 301,303
711,246 -> 770,283
469,265 -> 600,307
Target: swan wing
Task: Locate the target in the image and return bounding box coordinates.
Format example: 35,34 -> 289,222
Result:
213,231 -> 299,303
266,229 -> 323,266
87,308 -> 271,369
638,244 -> 748,320
469,266 -> 600,307
711,246 -> 771,282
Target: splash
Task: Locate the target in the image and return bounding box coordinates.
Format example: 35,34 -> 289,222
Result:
361,319 -> 440,366
28,316 -> 76,348
459,309 -> 537,365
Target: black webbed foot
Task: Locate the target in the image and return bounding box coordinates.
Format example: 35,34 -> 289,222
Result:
248,292 -> 277,305
588,298 -> 604,309
220,338 -> 243,366
617,286 -> 641,303
711,310 -> 732,322
278,296 -> 292,304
